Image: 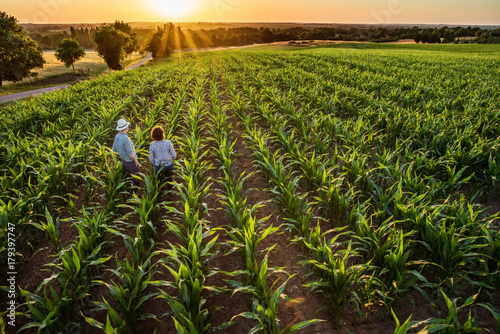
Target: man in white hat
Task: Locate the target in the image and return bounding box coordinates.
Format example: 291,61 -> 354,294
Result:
112,118 -> 141,187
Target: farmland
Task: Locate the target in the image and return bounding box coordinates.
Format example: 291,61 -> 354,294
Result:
0,50 -> 146,97
1,43 -> 500,333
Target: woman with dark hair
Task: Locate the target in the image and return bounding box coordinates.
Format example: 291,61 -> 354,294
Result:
149,125 -> 177,190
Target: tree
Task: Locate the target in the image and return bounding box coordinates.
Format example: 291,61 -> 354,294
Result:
429,31 -> 441,43
93,25 -> 134,70
261,28 -> 275,43
0,12 -> 45,86
112,21 -> 138,54
455,27 -> 467,37
55,38 -> 85,73
41,35 -> 54,49
147,23 -> 176,59
443,29 -> 455,43
420,31 -> 430,44
147,28 -> 163,58
191,31 -> 206,48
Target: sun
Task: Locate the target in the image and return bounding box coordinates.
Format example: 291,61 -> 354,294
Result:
150,0 -> 195,19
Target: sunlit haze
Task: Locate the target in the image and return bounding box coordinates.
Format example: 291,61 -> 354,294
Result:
1,0 -> 499,25
148,0 -> 196,19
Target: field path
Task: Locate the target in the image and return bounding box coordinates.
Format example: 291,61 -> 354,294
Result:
125,52 -> 152,69
0,84 -> 71,104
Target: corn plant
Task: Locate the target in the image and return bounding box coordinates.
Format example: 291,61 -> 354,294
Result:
21,238 -> 111,333
73,208 -> 113,265
415,219 -> 482,288
99,154 -> 128,215
19,286 -> 82,334
158,232 -> 220,333
304,241 -> 370,326
233,271 -> 322,334
382,231 -> 419,299
29,208 -> 61,253
470,226 -> 500,292
355,216 -> 393,261
390,307 -> 435,334
84,299 -> 127,334
0,199 -> 32,262
417,290 -> 485,333
128,193 -> 159,241
90,257 -> 159,334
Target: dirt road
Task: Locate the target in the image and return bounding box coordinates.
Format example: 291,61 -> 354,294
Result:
0,85 -> 71,104
126,53 -> 152,70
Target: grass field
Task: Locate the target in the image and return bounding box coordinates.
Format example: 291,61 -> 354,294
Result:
0,51 -> 144,96
1,43 -> 500,334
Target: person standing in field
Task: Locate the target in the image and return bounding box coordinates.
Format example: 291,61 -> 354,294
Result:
149,125 -> 177,191
112,119 -> 141,188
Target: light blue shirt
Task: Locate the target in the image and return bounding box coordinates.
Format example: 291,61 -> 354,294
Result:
112,133 -> 137,162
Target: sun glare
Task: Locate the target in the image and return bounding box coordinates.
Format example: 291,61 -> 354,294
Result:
150,0 -> 195,19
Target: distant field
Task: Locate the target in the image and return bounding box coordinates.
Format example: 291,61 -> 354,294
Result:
2,50 -> 105,86
35,50 -> 109,77
1,51 -> 143,93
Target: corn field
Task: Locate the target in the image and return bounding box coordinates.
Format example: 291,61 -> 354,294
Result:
1,43 -> 500,333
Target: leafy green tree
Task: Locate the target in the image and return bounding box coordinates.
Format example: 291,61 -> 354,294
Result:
147,28 -> 163,59
429,31 -> 441,43
455,27 -> 467,37
55,38 -> 85,73
112,21 -> 138,54
420,31 -> 430,44
147,23 -> 176,59
260,28 -> 276,43
0,12 -> 45,86
93,25 -> 134,70
443,29 -> 456,43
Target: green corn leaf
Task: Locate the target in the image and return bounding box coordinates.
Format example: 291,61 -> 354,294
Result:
105,315 -> 115,334
287,319 -> 324,333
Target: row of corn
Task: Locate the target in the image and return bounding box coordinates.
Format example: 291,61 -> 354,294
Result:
222,51 -> 500,332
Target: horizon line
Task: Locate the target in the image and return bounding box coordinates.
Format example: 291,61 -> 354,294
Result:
19,20 -> 500,27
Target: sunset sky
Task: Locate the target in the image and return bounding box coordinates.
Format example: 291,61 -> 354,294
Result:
3,0 -> 499,25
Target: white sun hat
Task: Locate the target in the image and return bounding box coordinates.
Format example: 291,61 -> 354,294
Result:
116,119 -> 130,131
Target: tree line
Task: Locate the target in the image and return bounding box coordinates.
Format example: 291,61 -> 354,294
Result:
128,24 -> 500,59
28,23 -> 500,52
201,25 -> 500,46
